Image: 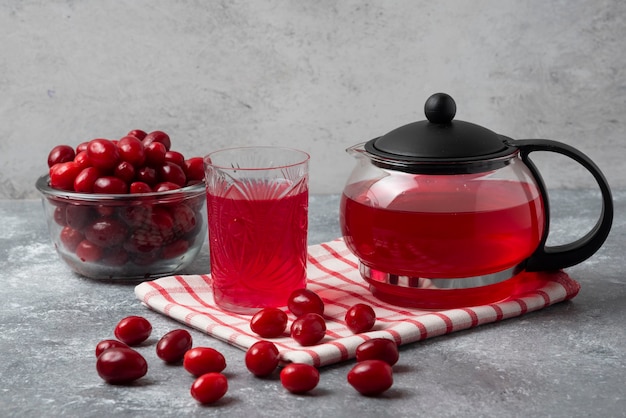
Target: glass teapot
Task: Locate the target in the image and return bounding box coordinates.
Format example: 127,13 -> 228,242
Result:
339,93 -> 613,309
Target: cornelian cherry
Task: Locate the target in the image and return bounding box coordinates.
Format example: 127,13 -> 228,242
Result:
114,161 -> 135,183
114,316 -> 152,346
183,347 -> 226,377
48,145 -> 75,168
143,130 -> 171,150
280,363 -> 320,394
95,339 -> 130,357
96,347 -> 148,385
156,329 -> 193,363
345,303 -> 376,334
347,359 -> 393,396
93,176 -> 128,194
190,373 -> 228,404
288,288 -> 324,317
127,129 -> 147,140
184,157 -> 205,182
87,139 -> 120,171
290,313 -> 326,346
144,141 -> 167,167
50,161 -> 83,191
75,239 -> 103,262
129,181 -> 152,194
183,347 -> 227,377
117,136 -> 146,167
245,341 -> 280,377
250,308 -> 288,338
355,338 -> 399,366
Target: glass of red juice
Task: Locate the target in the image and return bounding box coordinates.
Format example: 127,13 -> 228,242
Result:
204,147 -> 310,314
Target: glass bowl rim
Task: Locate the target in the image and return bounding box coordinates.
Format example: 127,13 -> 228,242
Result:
36,174 -> 206,203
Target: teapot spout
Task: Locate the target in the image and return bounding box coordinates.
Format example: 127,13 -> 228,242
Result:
346,142 -> 367,157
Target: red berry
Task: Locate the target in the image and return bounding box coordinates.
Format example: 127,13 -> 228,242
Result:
157,162 -> 186,187
114,161 -> 136,183
347,359 -> 393,396
290,313 -> 326,346
345,303 -> 376,334
190,373 -> 228,404
114,316 -> 152,346
73,167 -> 100,193
184,157 -> 205,182
245,341 -> 280,377
288,288 -> 324,317
171,204 -> 198,235
95,339 -> 130,357
165,150 -> 185,167
143,130 -> 171,151
48,145 -> 75,168
96,347 -> 148,384
73,150 -> 91,169
129,181 -> 152,194
87,139 -> 120,171
50,161 -> 83,191
250,308 -> 288,338
355,338 -> 399,366
135,166 -> 157,186
280,363 -> 320,394
153,181 -> 181,192
93,176 -> 128,194
156,329 -> 193,363
60,226 -> 83,251
144,141 -> 167,167
183,347 -> 227,377
75,239 -> 103,262
76,141 -> 89,153
126,129 -> 147,140
83,218 -> 127,248
117,135 -> 146,167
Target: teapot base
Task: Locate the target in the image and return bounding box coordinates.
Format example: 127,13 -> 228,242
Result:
360,263 -> 532,309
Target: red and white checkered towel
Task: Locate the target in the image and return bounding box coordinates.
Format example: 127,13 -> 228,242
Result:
135,239 -> 580,367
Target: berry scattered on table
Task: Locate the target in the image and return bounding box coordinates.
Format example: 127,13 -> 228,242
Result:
190,372 -> 228,404
96,347 -> 148,384
250,307 -> 288,338
355,338 -> 399,366
245,340 -> 280,377
114,315 -> 152,346
290,313 -> 326,346
280,363 -> 320,394
347,359 -> 394,396
287,288 -> 325,317
183,347 -> 227,377
156,329 -> 193,363
345,303 -> 376,334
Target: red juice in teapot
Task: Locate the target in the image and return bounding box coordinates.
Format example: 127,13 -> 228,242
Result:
207,183 -> 308,312
340,177 -> 545,279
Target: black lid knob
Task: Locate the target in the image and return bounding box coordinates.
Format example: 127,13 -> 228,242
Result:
424,93 -> 456,124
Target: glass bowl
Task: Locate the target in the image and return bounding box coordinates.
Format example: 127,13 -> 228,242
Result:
36,174 -> 207,280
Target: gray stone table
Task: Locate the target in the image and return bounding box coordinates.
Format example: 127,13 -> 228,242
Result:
1,190 -> 625,417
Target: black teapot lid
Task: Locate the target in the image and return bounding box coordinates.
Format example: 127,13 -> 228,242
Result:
364,93 -> 516,173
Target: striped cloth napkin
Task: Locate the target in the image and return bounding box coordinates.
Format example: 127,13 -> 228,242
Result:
134,239 -> 580,367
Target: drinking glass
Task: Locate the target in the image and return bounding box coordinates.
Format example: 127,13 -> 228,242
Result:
204,146 -> 310,314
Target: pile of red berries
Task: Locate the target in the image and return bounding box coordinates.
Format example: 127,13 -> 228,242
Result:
47,130 -> 204,194
96,289 -> 399,404
42,130 -> 207,277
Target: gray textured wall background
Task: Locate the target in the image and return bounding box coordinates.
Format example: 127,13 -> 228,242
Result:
2,0 -> 625,198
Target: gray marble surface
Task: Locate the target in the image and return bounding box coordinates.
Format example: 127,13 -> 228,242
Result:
1,191 -> 625,417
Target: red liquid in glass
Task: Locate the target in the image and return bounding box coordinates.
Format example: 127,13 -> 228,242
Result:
207,184 -> 308,313
340,179 -> 545,279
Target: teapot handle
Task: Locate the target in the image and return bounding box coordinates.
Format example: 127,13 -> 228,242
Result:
512,139 -> 613,272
